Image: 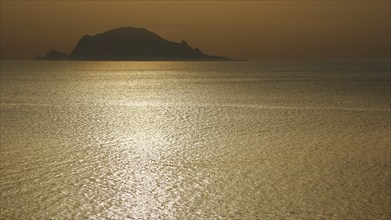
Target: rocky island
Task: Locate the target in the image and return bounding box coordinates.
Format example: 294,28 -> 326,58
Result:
38,27 -> 231,61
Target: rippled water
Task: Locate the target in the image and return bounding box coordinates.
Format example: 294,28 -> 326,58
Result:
1,61 -> 390,219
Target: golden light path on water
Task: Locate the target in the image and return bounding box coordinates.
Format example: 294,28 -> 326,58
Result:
0,61 -> 390,219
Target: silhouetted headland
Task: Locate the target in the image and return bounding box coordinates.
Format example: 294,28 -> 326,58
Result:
38,27 -> 237,61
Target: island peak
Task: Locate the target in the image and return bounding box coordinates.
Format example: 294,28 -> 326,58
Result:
37,27 -> 232,61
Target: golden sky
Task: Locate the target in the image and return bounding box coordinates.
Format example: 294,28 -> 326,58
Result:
1,1 -> 390,60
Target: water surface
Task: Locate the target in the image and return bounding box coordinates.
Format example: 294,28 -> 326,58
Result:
1,61 -> 390,219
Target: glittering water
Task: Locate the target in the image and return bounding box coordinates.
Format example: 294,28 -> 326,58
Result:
1,61 -> 390,219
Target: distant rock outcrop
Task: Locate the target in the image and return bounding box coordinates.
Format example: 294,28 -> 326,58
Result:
38,27 -> 231,61
36,50 -> 69,60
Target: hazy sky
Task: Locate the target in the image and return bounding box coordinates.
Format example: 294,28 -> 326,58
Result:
1,0 -> 390,60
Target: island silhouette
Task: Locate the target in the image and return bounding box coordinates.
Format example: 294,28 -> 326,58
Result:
37,27 -> 233,61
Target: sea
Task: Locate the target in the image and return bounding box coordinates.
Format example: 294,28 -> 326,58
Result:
0,61 -> 390,219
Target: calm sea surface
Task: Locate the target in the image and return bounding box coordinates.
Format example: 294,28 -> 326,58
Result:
1,61 -> 390,219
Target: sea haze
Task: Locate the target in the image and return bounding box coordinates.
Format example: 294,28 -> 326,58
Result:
0,61 -> 390,219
